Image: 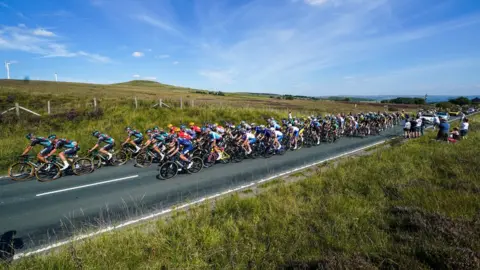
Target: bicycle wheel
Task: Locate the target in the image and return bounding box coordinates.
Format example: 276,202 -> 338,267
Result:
135,151 -> 153,168
35,163 -> 61,182
8,162 -> 34,181
203,153 -> 216,168
73,158 -> 94,175
92,155 -> 103,170
158,162 -> 178,180
115,150 -> 130,166
187,157 -> 203,174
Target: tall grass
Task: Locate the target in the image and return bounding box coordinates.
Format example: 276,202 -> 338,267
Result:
7,116 -> 480,269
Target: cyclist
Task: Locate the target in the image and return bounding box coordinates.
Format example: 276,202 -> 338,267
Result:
123,127 -> 143,153
189,122 -> 201,136
88,131 -> 114,160
241,129 -> 255,154
49,135 -> 80,170
178,125 -> 193,140
207,128 -> 223,160
22,133 -> 55,164
287,124 -> 300,149
274,128 -> 283,150
142,129 -> 166,160
165,135 -> 193,169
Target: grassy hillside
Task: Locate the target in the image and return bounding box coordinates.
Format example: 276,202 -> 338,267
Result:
7,116 -> 479,269
0,79 -> 420,172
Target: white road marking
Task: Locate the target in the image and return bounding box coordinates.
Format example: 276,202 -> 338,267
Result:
13,114 -> 477,260
14,140 -> 387,260
35,175 -> 139,197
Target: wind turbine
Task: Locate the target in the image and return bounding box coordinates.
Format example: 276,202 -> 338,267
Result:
55,73 -> 58,82
4,61 -> 10,79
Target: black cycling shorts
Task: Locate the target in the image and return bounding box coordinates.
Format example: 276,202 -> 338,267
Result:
102,143 -> 115,151
133,137 -> 143,145
39,145 -> 54,157
64,146 -> 80,156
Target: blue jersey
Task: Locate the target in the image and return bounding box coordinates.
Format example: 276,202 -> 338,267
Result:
30,137 -> 52,147
98,134 -> 114,144
177,137 -> 192,146
209,132 -> 222,140
128,130 -> 143,139
264,129 -> 274,138
55,139 -> 77,149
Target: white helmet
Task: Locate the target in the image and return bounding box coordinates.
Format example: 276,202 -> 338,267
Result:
270,127 -> 275,131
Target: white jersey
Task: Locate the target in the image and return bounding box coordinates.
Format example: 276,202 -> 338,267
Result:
246,133 -> 255,139
275,130 -> 283,137
291,126 -> 299,133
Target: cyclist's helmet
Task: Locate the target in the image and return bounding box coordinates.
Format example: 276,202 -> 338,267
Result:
25,133 -> 34,140
288,124 -> 292,128
189,122 -> 194,126
270,127 -> 275,131
146,129 -> 152,134
92,131 -> 100,137
174,127 -> 180,133
180,125 -> 186,131
48,134 -> 57,140
167,124 -> 173,129
125,126 -> 132,131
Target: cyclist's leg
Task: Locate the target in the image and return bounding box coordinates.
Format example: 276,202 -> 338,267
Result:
100,143 -> 114,159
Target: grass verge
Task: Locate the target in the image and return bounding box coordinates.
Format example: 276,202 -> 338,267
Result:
6,117 -> 479,269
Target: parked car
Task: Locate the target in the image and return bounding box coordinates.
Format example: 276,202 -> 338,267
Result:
467,108 -> 476,114
421,113 -> 436,124
449,111 -> 461,116
437,112 -> 449,120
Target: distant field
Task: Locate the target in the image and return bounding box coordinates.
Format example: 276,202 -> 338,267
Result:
0,79 -> 419,115
0,79 -> 422,172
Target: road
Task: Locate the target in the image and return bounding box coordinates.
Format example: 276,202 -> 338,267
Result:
0,123 -> 424,253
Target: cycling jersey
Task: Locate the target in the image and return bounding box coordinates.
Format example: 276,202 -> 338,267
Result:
55,139 -> 79,156
185,129 -> 196,139
30,137 -> 52,147
246,133 -> 256,143
290,126 -> 299,136
209,132 -> 222,141
31,137 -> 54,157
264,129 -> 274,138
190,126 -> 201,134
128,130 -> 143,139
217,126 -> 225,134
275,130 -> 283,140
178,137 -> 193,155
98,134 -> 115,151
178,131 -> 193,140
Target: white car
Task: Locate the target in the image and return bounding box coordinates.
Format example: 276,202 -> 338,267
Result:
421,114 -> 436,124
436,112 -> 449,121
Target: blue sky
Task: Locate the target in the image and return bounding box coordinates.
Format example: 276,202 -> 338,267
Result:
1,0 -> 480,95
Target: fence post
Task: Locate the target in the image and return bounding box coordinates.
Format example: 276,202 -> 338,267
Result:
159,98 -> 162,108
134,97 -> 138,109
180,97 -> 183,109
15,102 -> 20,118
47,101 -> 51,115
93,97 -> 97,111
191,100 -> 194,108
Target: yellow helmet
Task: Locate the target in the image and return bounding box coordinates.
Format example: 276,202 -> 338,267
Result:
174,127 -> 180,132
167,124 -> 173,128
189,122 -> 195,126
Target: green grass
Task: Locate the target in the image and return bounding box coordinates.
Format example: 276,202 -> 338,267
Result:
7,117 -> 479,269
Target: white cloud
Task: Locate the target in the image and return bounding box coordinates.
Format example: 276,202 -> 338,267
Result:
77,51 -> 111,63
132,51 -> 144,57
172,61 -> 179,65
304,0 -> 329,6
0,25 -> 111,63
155,54 -> 170,59
33,28 -> 55,37
133,74 -> 141,78
143,76 -> 157,81
134,14 -> 183,38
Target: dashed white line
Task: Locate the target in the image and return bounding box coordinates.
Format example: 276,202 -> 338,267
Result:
14,139 -> 387,260
35,175 -> 139,197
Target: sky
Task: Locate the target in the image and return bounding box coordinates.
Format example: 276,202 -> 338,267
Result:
0,0 -> 480,96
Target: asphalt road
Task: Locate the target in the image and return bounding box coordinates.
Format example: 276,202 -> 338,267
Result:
0,123 -> 429,252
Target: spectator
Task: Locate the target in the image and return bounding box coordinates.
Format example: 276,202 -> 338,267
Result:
420,116 -> 426,136
433,115 -> 440,130
460,118 -> 469,139
410,117 -> 417,138
416,116 -> 422,137
288,111 -> 292,120
451,128 -> 460,140
404,118 -> 411,138
437,118 -> 450,141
